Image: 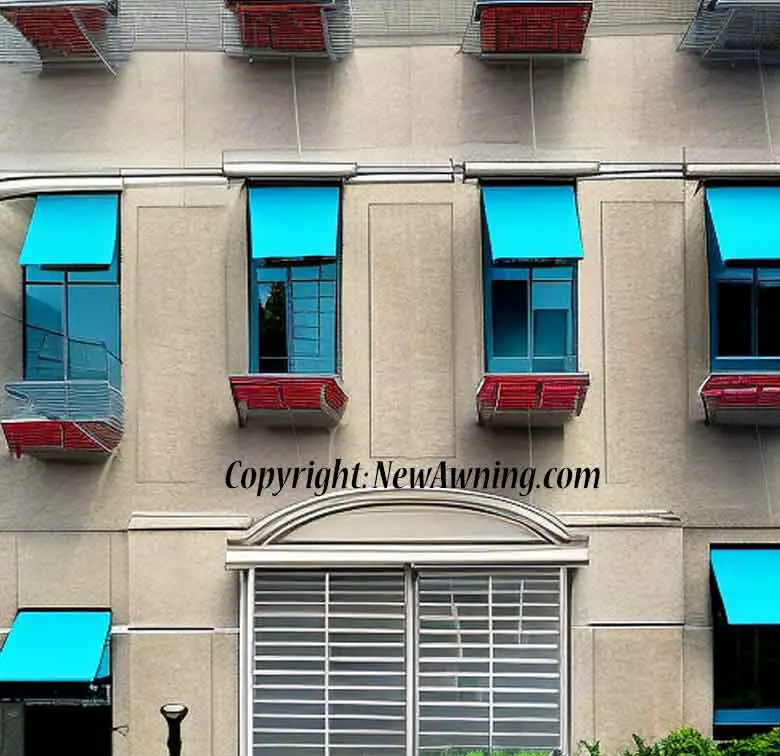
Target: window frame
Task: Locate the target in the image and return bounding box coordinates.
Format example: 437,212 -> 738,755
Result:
241,564 -> 571,756
480,183 -> 580,375
246,182 -> 342,376
707,202 -> 780,372
482,258 -> 578,375
711,556 -> 780,739
22,251 -> 122,387
249,259 -> 339,375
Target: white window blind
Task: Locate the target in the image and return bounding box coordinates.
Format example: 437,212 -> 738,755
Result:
417,571 -> 562,754
253,570 -> 407,756
252,568 -> 564,756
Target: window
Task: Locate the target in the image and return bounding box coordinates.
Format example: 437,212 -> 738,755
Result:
710,264 -> 780,371
484,264 -> 577,373
250,262 -> 337,374
247,186 -> 340,376
251,567 -> 564,755
23,256 -> 121,387
711,549 -> 780,739
712,564 -> 780,739
706,186 -> 780,372
480,184 -> 582,375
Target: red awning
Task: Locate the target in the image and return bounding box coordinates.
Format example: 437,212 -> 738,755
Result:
229,375 -> 348,428
478,2 -> 592,55
700,374 -> 780,426
476,373 -> 589,427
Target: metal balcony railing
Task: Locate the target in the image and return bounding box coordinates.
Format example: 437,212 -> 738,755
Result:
1,327 -> 123,428
1,380 -> 124,427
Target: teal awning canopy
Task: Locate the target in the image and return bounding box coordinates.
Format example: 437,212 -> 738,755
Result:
706,187 -> 780,266
711,549 -> 780,625
248,186 -> 340,260
0,610 -> 111,683
482,185 -> 584,262
18,194 -> 119,269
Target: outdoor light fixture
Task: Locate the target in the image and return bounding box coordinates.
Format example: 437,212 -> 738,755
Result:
160,703 -> 188,756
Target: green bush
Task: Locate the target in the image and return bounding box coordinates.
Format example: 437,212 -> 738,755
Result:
722,728 -> 780,756
582,727 -> 720,756
656,727 -> 721,756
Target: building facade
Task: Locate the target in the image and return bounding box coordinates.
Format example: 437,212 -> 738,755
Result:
1,1 -> 780,755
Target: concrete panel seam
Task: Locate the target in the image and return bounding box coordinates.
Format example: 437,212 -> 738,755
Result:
591,626 -> 596,740
599,200 -> 609,484
133,203 -> 143,486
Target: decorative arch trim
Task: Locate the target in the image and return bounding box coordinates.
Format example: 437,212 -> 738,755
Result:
230,487 -> 576,547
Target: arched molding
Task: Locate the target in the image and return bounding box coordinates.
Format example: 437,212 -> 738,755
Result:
231,487 -> 575,547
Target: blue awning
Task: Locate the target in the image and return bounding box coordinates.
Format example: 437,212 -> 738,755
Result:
19,194 -> 119,269
706,187 -> 780,266
711,549 -> 780,625
0,610 -> 111,683
482,185 -> 583,262
248,186 -> 340,260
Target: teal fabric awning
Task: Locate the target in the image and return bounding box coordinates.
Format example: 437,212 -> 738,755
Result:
248,186 -> 340,260
482,185 -> 584,262
711,549 -> 780,625
706,187 -> 780,266
18,194 -> 119,269
0,610 -> 111,683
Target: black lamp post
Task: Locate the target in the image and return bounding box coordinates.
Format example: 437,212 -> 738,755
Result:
160,703 -> 189,756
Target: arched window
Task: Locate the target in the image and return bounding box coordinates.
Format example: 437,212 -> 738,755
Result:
227,488 -> 589,756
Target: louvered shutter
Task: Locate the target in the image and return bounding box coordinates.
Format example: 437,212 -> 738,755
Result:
253,570 -> 407,756
417,569 -> 563,754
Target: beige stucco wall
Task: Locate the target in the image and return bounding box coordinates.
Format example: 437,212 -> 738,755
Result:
1,31 -> 779,756
0,172 -> 774,756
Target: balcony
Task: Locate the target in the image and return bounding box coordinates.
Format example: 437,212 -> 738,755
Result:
1,381 -> 123,461
467,0 -> 593,58
223,0 -> 353,60
228,374 -> 348,428
0,0 -> 125,72
680,0 -> 780,60
700,374 -> 780,426
476,373 -> 589,427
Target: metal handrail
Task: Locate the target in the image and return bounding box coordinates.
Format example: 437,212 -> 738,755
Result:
1,380 -> 124,426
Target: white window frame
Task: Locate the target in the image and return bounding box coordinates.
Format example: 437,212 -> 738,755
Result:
239,561 -> 573,756
229,488 -> 587,756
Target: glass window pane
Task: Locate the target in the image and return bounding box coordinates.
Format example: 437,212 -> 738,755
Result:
533,309 -> 567,358
491,280 -> 528,358
257,266 -> 286,284
25,266 -> 64,283
69,251 -> 120,283
532,265 -> 574,281
291,266 -> 321,281
717,282 -> 753,357
67,284 -> 121,385
258,282 -> 289,373
758,284 -> 780,357
24,284 -> 64,380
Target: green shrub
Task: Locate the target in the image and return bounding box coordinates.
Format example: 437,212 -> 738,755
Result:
656,727 -> 720,756
622,733 -> 662,756
611,728 -> 719,756
722,728 -> 780,756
